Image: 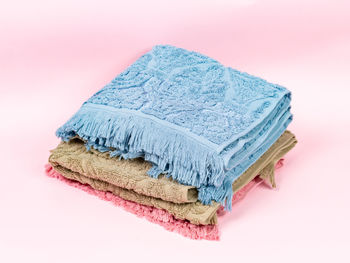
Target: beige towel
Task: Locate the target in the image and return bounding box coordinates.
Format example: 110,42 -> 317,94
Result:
49,130 -> 297,225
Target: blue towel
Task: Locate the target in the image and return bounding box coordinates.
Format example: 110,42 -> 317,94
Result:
57,45 -> 292,209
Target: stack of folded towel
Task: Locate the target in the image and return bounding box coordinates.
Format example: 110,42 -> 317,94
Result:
46,45 -> 297,240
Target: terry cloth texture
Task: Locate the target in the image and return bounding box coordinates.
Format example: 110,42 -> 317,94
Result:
48,130 -> 297,225
56,45 -> 293,209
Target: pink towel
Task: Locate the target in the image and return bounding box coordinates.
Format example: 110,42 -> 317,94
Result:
45,159 -> 283,240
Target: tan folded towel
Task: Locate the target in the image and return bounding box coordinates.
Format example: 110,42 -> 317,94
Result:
49,131 -> 297,225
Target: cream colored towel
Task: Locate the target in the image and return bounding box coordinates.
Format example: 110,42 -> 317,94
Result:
49,131 -> 297,225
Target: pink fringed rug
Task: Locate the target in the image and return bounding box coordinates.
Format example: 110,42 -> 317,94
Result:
45,160 -> 283,241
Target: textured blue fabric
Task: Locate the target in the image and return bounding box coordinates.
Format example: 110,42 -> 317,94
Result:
57,45 -> 292,209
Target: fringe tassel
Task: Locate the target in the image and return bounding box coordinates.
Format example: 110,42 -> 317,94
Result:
56,104 -> 226,189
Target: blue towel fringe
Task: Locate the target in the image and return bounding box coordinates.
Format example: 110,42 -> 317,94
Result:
56,105 -> 226,189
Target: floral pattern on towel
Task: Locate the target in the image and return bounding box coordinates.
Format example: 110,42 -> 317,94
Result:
87,45 -> 287,144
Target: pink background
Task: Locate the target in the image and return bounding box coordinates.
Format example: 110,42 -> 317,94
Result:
1,0 -> 350,262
